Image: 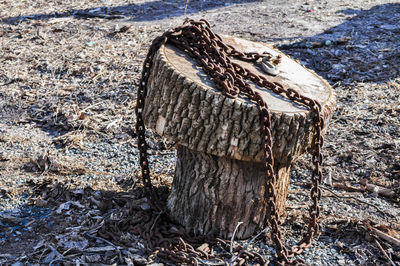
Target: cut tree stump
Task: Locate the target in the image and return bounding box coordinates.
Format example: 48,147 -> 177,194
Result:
142,35 -> 336,239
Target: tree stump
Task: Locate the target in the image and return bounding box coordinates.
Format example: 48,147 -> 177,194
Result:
142,35 -> 335,239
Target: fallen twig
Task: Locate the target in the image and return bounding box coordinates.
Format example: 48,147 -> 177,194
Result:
321,185 -> 387,216
74,11 -> 125,19
278,37 -> 350,50
196,258 -> 226,265
229,226 -> 269,265
360,179 -> 397,200
333,183 -> 365,193
365,223 -> 400,248
230,222 -> 243,257
85,233 -> 123,262
373,237 -> 396,266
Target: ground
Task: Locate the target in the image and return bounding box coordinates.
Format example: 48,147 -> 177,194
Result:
0,0 -> 399,265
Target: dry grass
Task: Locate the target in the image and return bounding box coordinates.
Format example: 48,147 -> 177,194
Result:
0,0 -> 399,265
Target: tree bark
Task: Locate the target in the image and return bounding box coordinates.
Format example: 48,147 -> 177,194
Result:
167,145 -> 290,239
142,35 -> 336,239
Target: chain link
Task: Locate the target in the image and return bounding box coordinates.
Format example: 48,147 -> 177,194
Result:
135,18 -> 325,265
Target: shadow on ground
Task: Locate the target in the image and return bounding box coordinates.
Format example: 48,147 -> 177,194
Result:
0,179 -> 209,265
1,179 -> 394,265
0,180 -> 149,263
1,0 -> 256,25
278,3 -> 400,83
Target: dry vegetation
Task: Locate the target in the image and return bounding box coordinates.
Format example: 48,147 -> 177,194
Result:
0,0 -> 399,265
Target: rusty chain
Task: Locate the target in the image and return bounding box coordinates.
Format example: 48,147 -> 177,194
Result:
135,18 -> 325,265
98,192 -> 269,265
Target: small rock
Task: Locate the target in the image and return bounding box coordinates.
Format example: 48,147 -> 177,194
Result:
196,243 -> 209,253
131,254 -> 147,265
56,201 -> 71,214
140,203 -> 150,210
0,152 -> 8,161
0,213 -> 20,225
36,199 -> 48,207
85,254 -> 101,263
124,257 -> 134,266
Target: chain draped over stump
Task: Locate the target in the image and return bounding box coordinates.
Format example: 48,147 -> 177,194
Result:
135,18 -> 324,265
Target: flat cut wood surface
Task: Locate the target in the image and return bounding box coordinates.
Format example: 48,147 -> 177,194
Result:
164,35 -> 334,113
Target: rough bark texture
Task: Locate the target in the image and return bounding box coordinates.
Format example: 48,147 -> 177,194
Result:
168,145 -> 290,239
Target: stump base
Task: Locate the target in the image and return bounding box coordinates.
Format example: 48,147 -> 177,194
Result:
168,145 -> 290,239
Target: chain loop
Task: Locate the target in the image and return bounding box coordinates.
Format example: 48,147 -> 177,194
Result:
135,19 -> 325,265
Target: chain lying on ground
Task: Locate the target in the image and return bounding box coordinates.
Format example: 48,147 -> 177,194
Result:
97,189 -> 269,265
135,18 -> 325,265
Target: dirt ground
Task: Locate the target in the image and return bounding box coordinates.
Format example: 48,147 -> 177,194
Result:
0,0 -> 399,265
